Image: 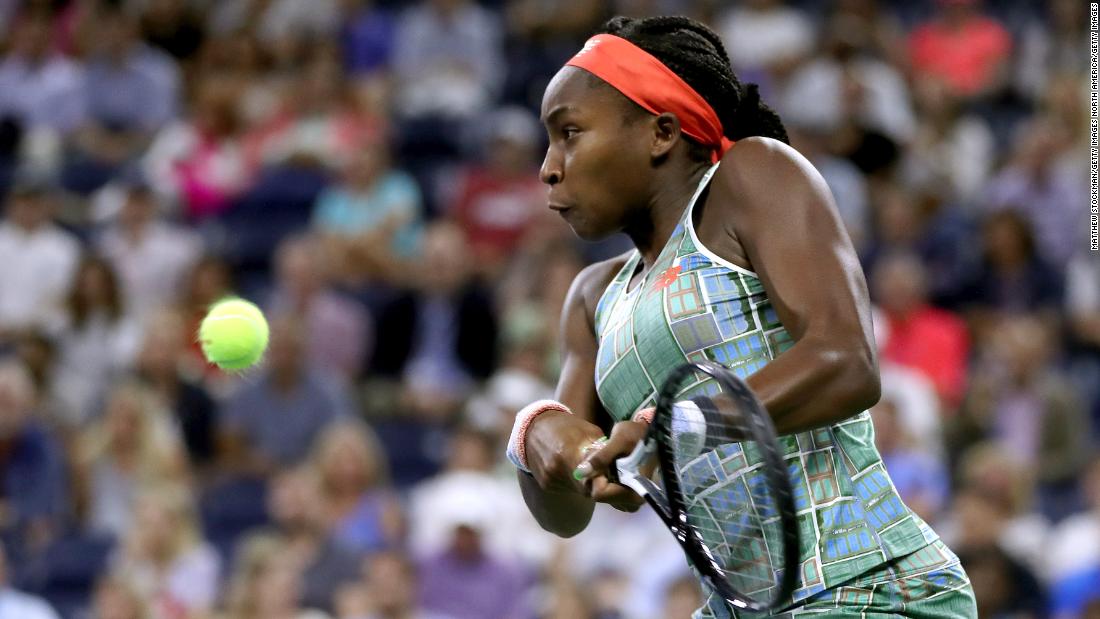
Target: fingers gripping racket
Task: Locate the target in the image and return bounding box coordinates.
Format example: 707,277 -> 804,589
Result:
608,361 -> 800,612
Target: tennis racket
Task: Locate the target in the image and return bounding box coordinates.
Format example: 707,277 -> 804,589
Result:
607,361 -> 800,612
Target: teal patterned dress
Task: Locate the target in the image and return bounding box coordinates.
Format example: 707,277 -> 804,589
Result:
592,164 -> 976,617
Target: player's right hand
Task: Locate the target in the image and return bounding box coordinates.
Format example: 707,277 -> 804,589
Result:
524,410 -> 607,494
574,420 -> 650,512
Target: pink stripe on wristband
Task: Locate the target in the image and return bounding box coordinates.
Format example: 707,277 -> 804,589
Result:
510,400 -> 572,472
632,407 -> 656,425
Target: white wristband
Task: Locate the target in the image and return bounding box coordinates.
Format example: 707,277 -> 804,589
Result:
506,400 -> 572,473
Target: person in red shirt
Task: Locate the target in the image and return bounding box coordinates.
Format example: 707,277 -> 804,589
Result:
908,0 -> 1012,99
450,107 -> 556,277
873,251 -> 970,412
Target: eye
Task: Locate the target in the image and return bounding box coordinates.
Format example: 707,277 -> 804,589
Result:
562,126 -> 580,140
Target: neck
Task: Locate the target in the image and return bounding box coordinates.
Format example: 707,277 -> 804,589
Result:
624,162 -> 709,268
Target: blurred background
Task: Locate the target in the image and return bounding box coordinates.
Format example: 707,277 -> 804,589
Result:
0,0 -> 1093,617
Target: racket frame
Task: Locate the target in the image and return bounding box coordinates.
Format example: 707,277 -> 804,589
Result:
610,361 -> 801,612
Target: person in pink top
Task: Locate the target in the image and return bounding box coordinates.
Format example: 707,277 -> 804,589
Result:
908,0 -> 1012,99
873,251 -> 969,413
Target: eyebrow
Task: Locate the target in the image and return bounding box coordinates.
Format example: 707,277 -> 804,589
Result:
540,105 -> 576,126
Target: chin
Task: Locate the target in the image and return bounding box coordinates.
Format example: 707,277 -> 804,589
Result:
569,224 -> 613,242
563,214 -> 613,242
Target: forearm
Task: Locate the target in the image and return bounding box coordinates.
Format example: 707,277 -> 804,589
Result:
746,337 -> 880,435
518,470 -> 594,537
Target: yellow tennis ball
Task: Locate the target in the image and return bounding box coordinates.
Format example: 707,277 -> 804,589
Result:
198,298 -> 270,371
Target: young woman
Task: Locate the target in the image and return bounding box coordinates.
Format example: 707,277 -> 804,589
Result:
507,16 -> 976,617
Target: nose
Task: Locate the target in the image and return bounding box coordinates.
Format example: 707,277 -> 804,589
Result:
539,148 -> 561,186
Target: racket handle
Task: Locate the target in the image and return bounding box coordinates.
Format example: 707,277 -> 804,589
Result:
573,437 -> 608,480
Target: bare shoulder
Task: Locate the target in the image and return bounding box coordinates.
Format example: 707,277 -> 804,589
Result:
715,136 -> 829,205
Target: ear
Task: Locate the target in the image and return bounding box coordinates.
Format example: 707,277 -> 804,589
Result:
650,113 -> 682,160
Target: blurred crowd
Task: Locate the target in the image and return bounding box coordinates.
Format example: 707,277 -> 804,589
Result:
0,0 -> 1093,617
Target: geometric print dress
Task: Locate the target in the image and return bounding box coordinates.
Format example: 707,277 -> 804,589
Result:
592,163 -> 976,617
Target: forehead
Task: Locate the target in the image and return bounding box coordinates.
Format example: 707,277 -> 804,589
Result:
540,66 -> 624,123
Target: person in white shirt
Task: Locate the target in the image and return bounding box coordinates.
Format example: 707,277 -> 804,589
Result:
0,541 -> 60,619
96,183 -> 201,323
0,183 -> 80,339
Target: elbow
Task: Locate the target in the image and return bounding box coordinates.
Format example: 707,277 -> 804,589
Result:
817,344 -> 880,417
842,346 -> 881,413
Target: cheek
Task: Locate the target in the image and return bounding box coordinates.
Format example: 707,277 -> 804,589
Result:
566,144 -> 640,229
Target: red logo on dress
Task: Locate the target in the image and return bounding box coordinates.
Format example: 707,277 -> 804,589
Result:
653,265 -> 682,291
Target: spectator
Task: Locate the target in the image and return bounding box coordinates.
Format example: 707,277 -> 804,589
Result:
785,122 -> 870,251
958,544 -> 1046,619
900,76 -> 994,208
954,315 -> 1091,508
1016,0 -> 1088,101
254,52 -> 381,171
312,421 -> 403,555
89,574 -> 152,619
65,4 -> 181,193
223,534 -> 332,619
261,467 -> 361,614
499,0 -> 606,110
415,482 -> 525,619
0,360 -> 67,552
144,76 -> 253,220
340,1 -> 397,77
134,309 -> 219,469
0,183 -> 80,339
717,0 -> 813,85
942,443 -> 1051,570
1047,457 -> 1100,589
371,221 -> 498,418
337,550 -> 454,619
51,256 -> 141,426
871,251 -> 969,411
983,115 -> 1088,269
871,306 -> 944,461
1066,251 -> 1100,422
0,539 -> 60,619
860,182 -> 973,305
311,142 -> 423,285
779,13 -> 915,145
111,485 -> 220,618
96,182 -> 203,324
12,329 -> 58,419
955,210 -> 1063,329
179,254 -> 234,379
410,427 -> 552,566
449,106 -> 545,278
207,0 -> 340,47
907,0 -> 1011,100
391,0 -> 504,120
268,236 -> 371,384
220,315 -> 351,473
76,381 -> 187,539
0,11 -> 86,134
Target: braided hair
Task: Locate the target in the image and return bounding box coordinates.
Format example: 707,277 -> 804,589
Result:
598,16 -> 789,160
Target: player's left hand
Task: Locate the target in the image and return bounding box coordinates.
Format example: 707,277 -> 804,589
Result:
575,420 -> 649,512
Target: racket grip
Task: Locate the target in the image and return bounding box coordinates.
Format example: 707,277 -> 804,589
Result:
573,437 -> 608,480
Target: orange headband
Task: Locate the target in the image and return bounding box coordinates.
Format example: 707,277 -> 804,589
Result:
566,34 -> 734,163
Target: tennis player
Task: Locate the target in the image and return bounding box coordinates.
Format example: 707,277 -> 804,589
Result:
506,16 -> 977,618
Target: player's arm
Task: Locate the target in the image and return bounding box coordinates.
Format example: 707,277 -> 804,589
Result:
709,137 -> 880,434
516,258 -> 621,536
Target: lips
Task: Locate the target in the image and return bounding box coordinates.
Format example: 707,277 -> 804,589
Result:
548,203 -> 572,212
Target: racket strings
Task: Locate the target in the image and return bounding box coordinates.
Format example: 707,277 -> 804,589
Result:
653,395 -> 786,598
